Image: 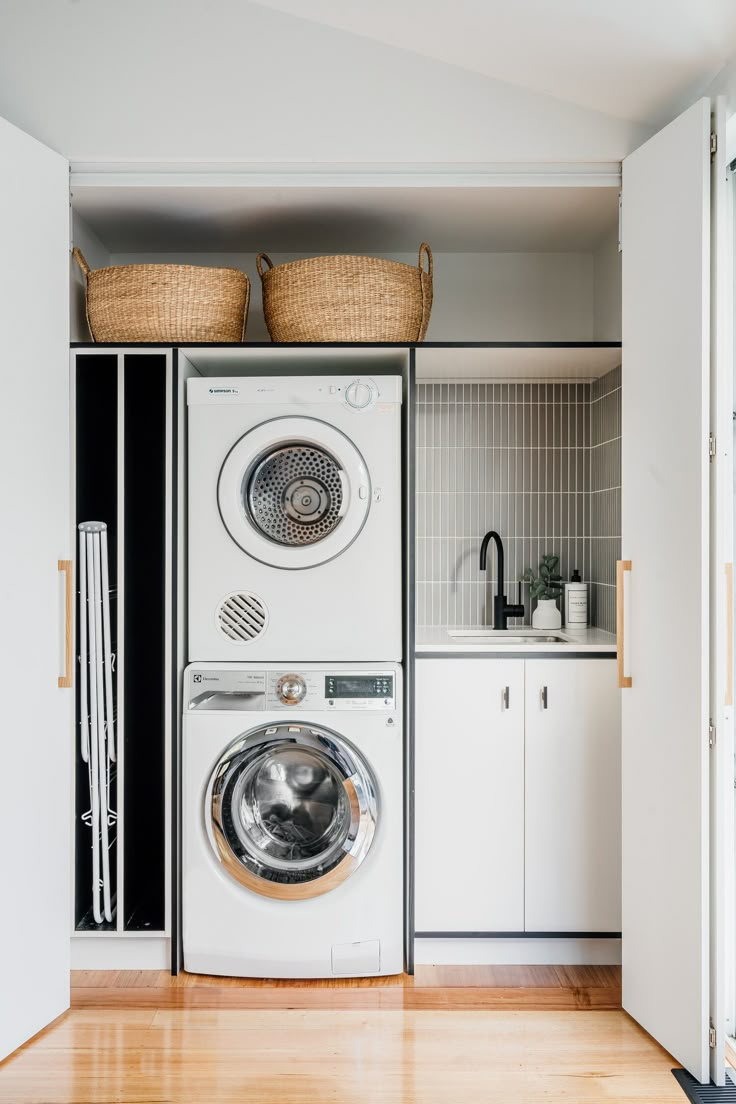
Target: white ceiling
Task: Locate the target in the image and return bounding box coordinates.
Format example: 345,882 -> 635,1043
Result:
73,186 -> 619,255
254,0 -> 736,126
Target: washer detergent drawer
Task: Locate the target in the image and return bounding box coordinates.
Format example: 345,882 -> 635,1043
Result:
332,940 -> 381,976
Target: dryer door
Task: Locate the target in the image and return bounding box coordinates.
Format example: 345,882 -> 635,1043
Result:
207,722 -> 378,899
217,416 -> 371,569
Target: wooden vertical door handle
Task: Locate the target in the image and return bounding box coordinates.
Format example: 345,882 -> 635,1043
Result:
617,559 -> 632,689
58,559 -> 73,689
726,562 -> 733,707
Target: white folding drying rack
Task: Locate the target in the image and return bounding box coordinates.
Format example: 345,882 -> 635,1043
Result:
78,521 -> 116,924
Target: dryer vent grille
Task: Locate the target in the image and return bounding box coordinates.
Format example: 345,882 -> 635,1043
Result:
217,592 -> 267,643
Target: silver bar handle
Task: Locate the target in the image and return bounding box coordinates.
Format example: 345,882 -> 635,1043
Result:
541,686 -> 548,710
502,686 -> 510,711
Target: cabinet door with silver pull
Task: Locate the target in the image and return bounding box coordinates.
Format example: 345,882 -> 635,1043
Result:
524,659 -> 621,932
414,658 -> 525,933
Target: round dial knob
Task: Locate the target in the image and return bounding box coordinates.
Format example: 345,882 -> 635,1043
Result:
277,674 -> 307,705
345,380 -> 375,410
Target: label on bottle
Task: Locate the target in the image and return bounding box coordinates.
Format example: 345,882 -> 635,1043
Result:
566,587 -> 588,625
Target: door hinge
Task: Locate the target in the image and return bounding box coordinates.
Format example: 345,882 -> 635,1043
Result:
711,132 -> 718,158
617,192 -> 622,252
709,432 -> 717,461
709,1023 -> 717,1049
709,721 -> 716,748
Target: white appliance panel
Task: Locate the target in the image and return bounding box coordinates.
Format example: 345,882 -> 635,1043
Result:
183,663 -> 403,978
187,376 -> 402,662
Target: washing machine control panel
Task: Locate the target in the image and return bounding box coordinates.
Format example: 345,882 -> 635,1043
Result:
266,670 -> 396,711
187,668 -> 397,712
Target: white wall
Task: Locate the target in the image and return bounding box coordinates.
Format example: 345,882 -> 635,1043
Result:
593,228 -> 622,341
103,250 -> 596,342
0,0 -> 648,165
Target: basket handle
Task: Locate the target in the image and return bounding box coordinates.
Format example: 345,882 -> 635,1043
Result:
241,276 -> 251,342
256,253 -> 274,279
418,242 -> 433,277
72,247 -> 91,278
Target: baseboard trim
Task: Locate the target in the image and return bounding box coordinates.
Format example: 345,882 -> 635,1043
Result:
71,936 -> 171,969
414,937 -> 622,966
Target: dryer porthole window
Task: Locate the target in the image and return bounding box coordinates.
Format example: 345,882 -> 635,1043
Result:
243,440 -> 345,547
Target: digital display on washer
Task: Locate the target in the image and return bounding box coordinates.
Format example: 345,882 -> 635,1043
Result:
325,675 -> 393,699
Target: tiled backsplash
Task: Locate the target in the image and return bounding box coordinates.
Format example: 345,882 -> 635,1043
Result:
415,366 -> 621,632
589,365 -> 622,633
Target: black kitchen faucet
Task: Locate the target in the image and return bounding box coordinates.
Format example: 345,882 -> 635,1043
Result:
479,530 -> 525,630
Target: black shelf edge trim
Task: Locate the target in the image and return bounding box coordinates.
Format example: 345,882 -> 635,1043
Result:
70,340 -> 622,350
415,931 -> 622,939
171,349 -> 181,976
414,651 -> 617,660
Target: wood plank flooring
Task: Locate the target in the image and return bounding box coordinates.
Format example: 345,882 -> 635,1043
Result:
0,967 -> 686,1104
68,964 -> 623,1010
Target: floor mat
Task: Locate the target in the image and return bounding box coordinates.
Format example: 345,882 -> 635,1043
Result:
673,1069 -> 736,1101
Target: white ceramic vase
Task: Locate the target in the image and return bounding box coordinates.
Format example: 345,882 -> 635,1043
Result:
532,598 -> 561,629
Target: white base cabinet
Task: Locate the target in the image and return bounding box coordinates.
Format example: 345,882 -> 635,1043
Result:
414,659 -> 525,932
524,659 -> 621,932
415,657 -> 621,935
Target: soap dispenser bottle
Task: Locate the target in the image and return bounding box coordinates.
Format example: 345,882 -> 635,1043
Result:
564,569 -> 588,627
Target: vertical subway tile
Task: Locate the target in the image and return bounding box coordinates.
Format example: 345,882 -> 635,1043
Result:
414,367 -> 619,630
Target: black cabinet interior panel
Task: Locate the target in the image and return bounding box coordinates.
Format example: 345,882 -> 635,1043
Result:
123,355 -> 167,931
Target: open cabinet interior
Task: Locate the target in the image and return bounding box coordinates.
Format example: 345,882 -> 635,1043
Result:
73,351 -> 171,939
69,183 -> 622,344
413,345 -> 623,634
74,355 -> 118,931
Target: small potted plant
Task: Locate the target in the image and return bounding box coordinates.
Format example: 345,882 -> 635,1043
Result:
521,555 -> 563,629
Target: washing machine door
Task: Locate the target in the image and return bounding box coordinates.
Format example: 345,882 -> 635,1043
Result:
207,722 -> 378,900
217,416 -> 371,569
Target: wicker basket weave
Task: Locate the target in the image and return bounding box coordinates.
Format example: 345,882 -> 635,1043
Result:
256,244 -> 433,343
73,249 -> 250,343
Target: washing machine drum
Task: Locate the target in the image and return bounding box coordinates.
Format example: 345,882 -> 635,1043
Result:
218,416 -> 371,569
207,723 -> 378,900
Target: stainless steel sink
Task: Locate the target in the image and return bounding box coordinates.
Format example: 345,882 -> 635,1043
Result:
447,629 -> 569,644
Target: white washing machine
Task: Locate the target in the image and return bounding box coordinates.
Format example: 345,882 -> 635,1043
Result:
183,662 -> 403,978
187,376 -> 402,662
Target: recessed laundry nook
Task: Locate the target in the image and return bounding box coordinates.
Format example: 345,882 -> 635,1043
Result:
65,339 -> 626,978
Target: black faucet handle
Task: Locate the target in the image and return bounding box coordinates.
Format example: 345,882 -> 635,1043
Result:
506,603 -> 525,621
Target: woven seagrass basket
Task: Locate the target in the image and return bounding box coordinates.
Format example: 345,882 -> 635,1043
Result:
73,249 -> 250,343
256,243 -> 433,343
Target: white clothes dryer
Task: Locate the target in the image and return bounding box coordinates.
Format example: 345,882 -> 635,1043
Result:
187,376 -> 402,662
182,662 -> 403,978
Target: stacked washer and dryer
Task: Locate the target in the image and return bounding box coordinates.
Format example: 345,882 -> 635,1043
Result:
183,375 -> 404,978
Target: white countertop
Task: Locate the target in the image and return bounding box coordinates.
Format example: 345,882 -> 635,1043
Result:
415,625 -> 617,655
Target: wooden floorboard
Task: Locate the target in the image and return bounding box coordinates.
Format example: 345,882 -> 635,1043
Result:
0,983 -> 683,1104
67,965 -> 623,1011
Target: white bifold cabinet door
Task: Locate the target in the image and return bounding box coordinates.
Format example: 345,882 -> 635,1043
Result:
414,659 -> 524,932
524,660 -> 621,933
0,116 -> 71,1059
621,96 -> 728,1084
